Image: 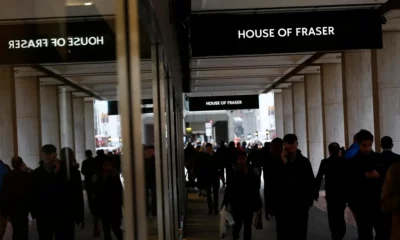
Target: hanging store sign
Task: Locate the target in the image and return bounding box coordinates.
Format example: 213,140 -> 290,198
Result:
0,19 -> 116,64
188,95 -> 259,111
191,9 -> 383,57
108,99 -> 154,115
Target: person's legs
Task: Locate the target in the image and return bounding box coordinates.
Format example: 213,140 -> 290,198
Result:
212,182 -> 220,214
288,207 -> 309,240
10,215 -> 29,240
373,210 -> 391,240
206,187 -> 213,213
356,211 -> 374,240
327,201 -> 346,239
243,211 -> 253,240
102,219 -> 113,240
110,218 -> 123,240
86,183 -> 95,214
275,208 -> 289,240
232,210 -> 243,240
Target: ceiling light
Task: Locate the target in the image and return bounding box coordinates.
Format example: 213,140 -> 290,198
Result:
84,2 -> 93,6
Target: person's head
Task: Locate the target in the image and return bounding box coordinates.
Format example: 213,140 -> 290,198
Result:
270,138 -> 284,156
220,141 -> 226,147
11,156 -> 23,170
144,145 -> 155,159
186,143 -> 194,150
339,147 -> 346,157
236,142 -> 241,148
206,143 -> 214,154
228,141 -> 235,149
96,149 -> 105,156
381,136 -> 393,151
60,147 -> 76,167
242,141 -> 247,147
358,130 -> 374,154
40,144 -> 57,167
328,142 -> 340,156
196,145 -> 201,151
253,144 -> 259,149
85,150 -> 93,159
283,134 -> 298,154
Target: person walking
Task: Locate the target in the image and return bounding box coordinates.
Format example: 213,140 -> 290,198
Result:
204,143 -> 222,215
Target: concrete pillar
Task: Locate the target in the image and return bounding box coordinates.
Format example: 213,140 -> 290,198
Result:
274,93 -> 284,138
73,97 -> 85,164
342,51 -> 376,149
59,87 -> 74,150
376,32 -> 400,153
321,64 -> 346,155
0,67 -> 17,165
305,74 -> 324,174
292,82 -> 308,156
40,86 -> 61,151
84,100 -> 96,155
227,111 -> 235,142
15,77 -> 41,168
282,88 -> 294,135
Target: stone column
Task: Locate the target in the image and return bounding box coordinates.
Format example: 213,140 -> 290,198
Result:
376,32 -> 400,153
321,64 -> 346,155
342,51 -> 376,149
0,67 -> 17,165
292,82 -> 308,156
305,74 -> 324,174
73,97 -> 85,164
40,86 -> 61,151
59,87 -> 74,150
15,77 -> 41,168
84,100 -> 96,155
282,88 -> 294,135
274,93 -> 284,138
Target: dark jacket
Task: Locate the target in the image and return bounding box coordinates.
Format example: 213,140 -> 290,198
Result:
347,151 -> 385,212
203,152 -> 222,187
93,173 -> 123,219
222,165 -> 262,212
380,150 -> 400,180
247,149 -> 263,170
217,146 -> 230,169
315,155 -> 347,202
81,157 -> 96,184
265,150 -> 315,213
1,169 -> 32,217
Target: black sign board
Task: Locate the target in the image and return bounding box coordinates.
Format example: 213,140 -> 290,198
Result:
188,95 -> 259,111
108,99 -> 154,115
191,9 -> 383,57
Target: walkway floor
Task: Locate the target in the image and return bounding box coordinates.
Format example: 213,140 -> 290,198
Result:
184,189 -> 359,240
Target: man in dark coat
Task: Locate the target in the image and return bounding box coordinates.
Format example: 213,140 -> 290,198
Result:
204,143 -> 222,215
216,141 -> 229,187
347,130 -> 391,240
265,134 -> 315,240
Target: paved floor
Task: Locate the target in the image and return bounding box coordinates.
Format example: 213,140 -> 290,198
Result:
184,189 -> 359,240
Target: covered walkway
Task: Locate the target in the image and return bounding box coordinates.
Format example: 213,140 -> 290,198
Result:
184,190 -> 358,240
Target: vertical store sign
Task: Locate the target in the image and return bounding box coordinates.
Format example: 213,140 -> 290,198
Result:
205,122 -> 212,137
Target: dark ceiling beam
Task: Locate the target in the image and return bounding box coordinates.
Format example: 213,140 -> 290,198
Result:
33,65 -> 104,100
379,0 -> 400,14
262,53 -> 324,93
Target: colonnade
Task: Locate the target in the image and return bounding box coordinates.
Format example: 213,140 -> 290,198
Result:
0,67 -> 96,168
274,32 -> 400,173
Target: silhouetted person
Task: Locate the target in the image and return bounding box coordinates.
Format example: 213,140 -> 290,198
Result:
57,147 -> 85,240
347,130 -> 390,240
204,143 -> 222,215
82,150 -> 96,214
380,136 -> 400,180
216,141 -> 229,187
222,151 -> 262,240
1,157 -> 32,240
227,141 -> 239,185
266,135 -> 315,240
246,144 -> 263,189
93,158 -> 123,240
315,142 -> 347,240
184,143 -> 196,187
32,144 -> 59,240
144,145 -> 157,216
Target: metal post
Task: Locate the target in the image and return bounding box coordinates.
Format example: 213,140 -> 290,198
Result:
116,0 -> 147,238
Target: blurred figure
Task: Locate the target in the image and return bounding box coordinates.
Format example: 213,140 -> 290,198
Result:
184,143 -> 197,187
315,143 -> 347,240
193,146 -> 207,197
246,144 -> 263,189
204,143 -> 222,215
144,145 -> 157,216
1,157 -> 32,240
222,151 -> 262,240
216,141 -> 229,187
347,130 -> 390,240
267,134 -> 315,240
81,150 -> 96,214
345,131 -> 362,160
58,147 -> 85,240
32,144 -> 59,240
93,157 -> 123,240
227,141 -> 239,186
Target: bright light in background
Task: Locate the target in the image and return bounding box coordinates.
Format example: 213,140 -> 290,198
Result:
84,2 -> 93,5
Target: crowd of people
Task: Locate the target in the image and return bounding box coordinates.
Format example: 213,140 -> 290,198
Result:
0,145 -> 123,240
184,129 -> 400,240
